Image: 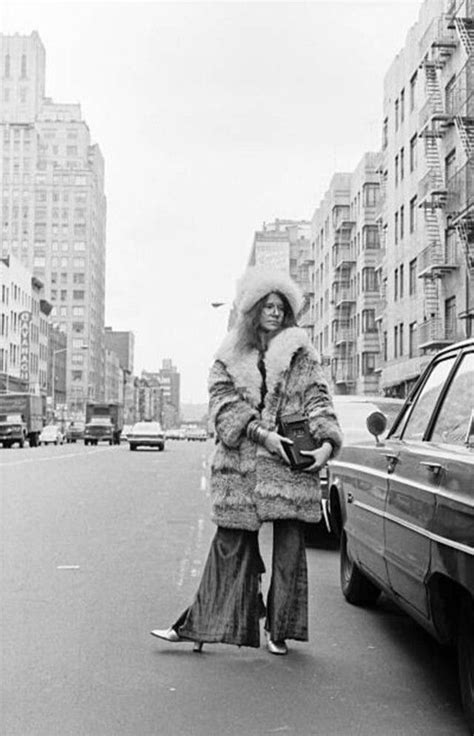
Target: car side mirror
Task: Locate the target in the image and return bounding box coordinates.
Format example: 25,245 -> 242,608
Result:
367,411 -> 387,444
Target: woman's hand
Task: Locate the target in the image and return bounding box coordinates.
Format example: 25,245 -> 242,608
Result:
264,431 -> 293,464
300,441 -> 333,472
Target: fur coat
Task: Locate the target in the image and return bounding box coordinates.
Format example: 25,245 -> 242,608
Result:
208,326 -> 343,531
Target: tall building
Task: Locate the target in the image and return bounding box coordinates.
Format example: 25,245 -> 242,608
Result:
0,32 -> 106,410
376,0 -> 473,396
0,254 -> 50,394
158,358 -> 180,427
104,328 -> 134,374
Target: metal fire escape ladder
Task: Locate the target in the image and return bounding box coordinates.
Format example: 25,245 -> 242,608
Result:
453,17 -> 474,56
454,115 -> 474,158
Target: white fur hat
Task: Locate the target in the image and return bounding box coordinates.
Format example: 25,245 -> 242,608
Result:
235,265 -> 304,317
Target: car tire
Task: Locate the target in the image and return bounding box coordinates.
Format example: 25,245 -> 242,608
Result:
130,444 -> 137,451
19,439 -> 24,448
458,596 -> 474,731
340,531 -> 380,606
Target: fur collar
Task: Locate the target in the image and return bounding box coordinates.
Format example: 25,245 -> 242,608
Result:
214,327 -> 320,408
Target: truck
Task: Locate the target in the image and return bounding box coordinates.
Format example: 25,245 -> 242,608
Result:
0,393 -> 45,448
84,402 -> 124,446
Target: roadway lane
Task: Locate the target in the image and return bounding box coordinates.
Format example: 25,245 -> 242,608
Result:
0,441 -> 468,735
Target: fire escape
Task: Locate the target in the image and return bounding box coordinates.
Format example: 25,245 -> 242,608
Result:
331,206 -> 356,388
418,3 -> 474,349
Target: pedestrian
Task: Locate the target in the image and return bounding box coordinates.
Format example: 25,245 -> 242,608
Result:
151,266 -> 343,655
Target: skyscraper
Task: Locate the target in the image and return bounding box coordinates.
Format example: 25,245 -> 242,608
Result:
0,32 -> 106,409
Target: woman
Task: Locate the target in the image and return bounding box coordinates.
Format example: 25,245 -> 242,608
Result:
151,267 -> 342,655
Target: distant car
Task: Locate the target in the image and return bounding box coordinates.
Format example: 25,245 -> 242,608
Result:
128,421 -> 165,451
39,425 -> 64,446
121,424 -> 133,442
166,428 -> 186,440
65,421 -> 84,443
327,339 -> 474,731
185,427 -> 208,442
305,394 -> 404,545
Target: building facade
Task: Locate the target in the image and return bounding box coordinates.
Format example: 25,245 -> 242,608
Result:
0,32 -> 106,410
376,0 -> 473,396
0,253 -> 50,394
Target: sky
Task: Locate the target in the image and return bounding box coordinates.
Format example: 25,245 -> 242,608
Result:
1,0 -> 424,403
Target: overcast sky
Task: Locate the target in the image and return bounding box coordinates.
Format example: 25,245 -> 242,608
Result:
1,0 -> 423,403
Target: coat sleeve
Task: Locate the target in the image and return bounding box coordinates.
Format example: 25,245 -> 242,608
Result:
301,354 -> 343,457
208,360 -> 258,449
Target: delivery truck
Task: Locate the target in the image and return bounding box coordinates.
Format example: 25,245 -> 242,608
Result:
84,402 -> 124,445
0,393 -> 45,448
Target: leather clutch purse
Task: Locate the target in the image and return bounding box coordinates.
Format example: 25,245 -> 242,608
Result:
277,412 -> 318,470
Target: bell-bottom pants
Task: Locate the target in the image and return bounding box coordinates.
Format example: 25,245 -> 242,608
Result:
173,520 -> 308,648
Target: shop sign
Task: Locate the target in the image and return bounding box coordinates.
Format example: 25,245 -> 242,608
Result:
19,311 -> 32,381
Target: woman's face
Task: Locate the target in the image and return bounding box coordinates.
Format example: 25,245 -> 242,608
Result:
259,292 -> 285,333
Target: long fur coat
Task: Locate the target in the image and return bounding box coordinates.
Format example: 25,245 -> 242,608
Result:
208,326 -> 343,531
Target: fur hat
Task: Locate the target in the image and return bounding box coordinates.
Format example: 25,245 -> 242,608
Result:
235,266 -> 304,317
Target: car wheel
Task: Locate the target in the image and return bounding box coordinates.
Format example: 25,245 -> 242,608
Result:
340,531 -> 380,606
458,596 -> 474,731
19,439 -> 24,448
130,444 -> 137,451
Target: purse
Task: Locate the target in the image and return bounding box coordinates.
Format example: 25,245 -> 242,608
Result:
277,412 -> 318,470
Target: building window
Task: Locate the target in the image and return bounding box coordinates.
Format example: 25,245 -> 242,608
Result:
362,352 -> 377,375
400,206 -> 404,240
410,71 -> 417,111
410,135 -> 417,172
4,54 -> 10,78
362,309 -> 376,333
394,212 -> 398,244
399,263 -> 404,298
394,325 -> 398,358
395,98 -> 399,130
395,155 -> 399,186
364,226 -> 379,249
409,196 -> 417,233
409,321 -> 417,357
73,290 -> 85,300
399,322 -> 404,356
382,117 -> 388,149
400,88 -> 405,122
361,268 -> 377,292
363,184 -> 379,207
409,258 -> 417,295
445,74 -> 456,115
394,268 -> 399,301
20,54 -> 27,78
400,147 -> 405,180
445,296 -> 457,339
445,149 -> 456,183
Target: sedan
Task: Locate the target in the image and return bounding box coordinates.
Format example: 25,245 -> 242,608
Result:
128,421 -> 165,451
39,425 -> 64,446
327,339 -> 474,731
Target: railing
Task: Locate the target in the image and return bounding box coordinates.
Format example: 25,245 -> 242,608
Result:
418,240 -> 460,273
419,15 -> 457,58
446,0 -> 474,20
446,161 -> 474,216
333,209 -> 355,232
446,59 -> 474,117
419,99 -> 448,131
332,244 -> 354,269
418,316 -> 463,347
334,361 -> 356,384
333,286 -> 355,305
419,169 -> 446,201
334,325 -> 354,343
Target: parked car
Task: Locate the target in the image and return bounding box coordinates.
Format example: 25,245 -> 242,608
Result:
128,421 -> 165,451
166,428 -> 186,440
65,421 -> 84,443
305,395 -> 404,545
327,339 -> 474,731
39,425 -> 64,446
185,426 -> 208,441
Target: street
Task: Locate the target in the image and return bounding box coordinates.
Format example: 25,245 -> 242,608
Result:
0,441 -> 468,736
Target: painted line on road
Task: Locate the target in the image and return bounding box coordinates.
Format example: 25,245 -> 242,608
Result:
0,447 -> 111,468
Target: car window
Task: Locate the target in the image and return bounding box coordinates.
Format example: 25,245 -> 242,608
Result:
430,352 -> 474,446
400,356 -> 456,441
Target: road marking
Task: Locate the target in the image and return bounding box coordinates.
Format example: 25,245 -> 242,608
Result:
0,447 -> 111,468
200,474 -> 207,492
57,565 -> 80,570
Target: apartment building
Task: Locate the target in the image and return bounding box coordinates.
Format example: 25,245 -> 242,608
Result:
0,32 -> 106,410
377,0 -> 473,396
0,253 -> 50,394
310,156 -> 382,395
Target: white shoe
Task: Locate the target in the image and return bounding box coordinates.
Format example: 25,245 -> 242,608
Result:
150,627 -> 182,642
265,632 -> 288,655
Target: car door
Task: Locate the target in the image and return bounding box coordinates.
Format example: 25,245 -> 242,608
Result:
383,354 -> 458,618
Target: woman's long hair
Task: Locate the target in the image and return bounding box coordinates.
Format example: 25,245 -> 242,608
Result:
234,291 -> 297,353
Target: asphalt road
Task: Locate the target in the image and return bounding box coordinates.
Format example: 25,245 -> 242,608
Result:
0,441 -> 469,736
